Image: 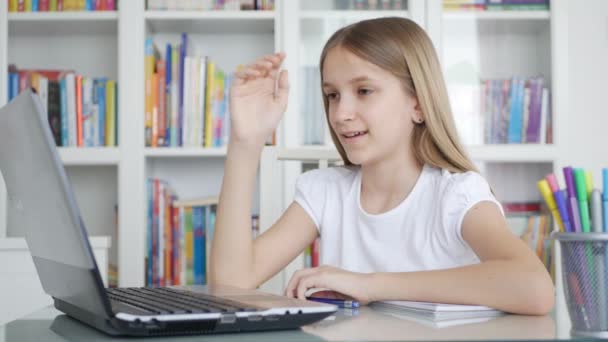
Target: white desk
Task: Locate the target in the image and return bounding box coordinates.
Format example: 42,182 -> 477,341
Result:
0,303 -> 580,341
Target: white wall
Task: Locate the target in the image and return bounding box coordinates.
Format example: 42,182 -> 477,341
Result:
564,0 -> 608,180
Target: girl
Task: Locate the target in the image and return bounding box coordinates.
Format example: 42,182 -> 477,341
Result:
210,17 -> 554,315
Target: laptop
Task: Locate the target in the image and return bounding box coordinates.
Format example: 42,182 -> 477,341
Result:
0,90 -> 337,336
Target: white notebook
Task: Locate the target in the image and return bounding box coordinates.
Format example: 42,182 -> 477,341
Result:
370,301 -> 505,322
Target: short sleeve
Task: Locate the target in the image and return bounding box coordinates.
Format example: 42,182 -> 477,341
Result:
440,171 -> 504,250
293,170 -> 326,233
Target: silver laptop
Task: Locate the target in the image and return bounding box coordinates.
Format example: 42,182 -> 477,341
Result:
0,90 -> 336,336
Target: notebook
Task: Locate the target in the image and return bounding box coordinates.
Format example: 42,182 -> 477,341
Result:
370,300 -> 506,321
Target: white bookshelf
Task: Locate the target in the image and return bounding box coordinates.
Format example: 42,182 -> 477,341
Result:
0,0 -> 576,299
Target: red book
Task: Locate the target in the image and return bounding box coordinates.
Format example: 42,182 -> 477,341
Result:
75,75 -> 83,147
502,202 -> 542,214
57,0 -> 63,10
95,0 -> 102,10
105,0 -> 114,10
39,0 -> 49,11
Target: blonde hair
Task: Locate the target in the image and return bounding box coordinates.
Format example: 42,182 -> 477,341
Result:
319,17 -> 478,174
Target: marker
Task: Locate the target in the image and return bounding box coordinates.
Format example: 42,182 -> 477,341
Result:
538,180 -> 564,232
591,189 -> 603,233
585,170 -> 594,199
564,167 -> 581,232
546,174 -> 571,232
574,169 -> 591,233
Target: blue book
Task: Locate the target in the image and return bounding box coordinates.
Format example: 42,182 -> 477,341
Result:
32,0 -> 38,11
9,73 -> 19,102
192,206 -> 206,285
507,77 -> 522,143
59,78 -> 69,147
178,33 -> 188,147
97,78 -> 107,146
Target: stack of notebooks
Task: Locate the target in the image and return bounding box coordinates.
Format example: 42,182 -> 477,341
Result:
370,301 -> 506,328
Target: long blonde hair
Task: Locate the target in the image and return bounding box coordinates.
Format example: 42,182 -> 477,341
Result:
319,17 -> 478,174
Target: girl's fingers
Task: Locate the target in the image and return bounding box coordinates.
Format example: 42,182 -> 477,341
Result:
235,68 -> 261,79
285,268 -> 317,298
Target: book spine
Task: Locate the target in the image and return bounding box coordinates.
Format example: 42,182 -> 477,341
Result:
146,179 -> 153,286
105,80 -> 116,146
204,61 -> 214,148
184,207 -> 193,285
48,81 -> 62,146
164,43 -> 172,147
171,200 -> 180,285
192,206 -> 204,285
157,60 -> 166,147
178,33 -> 187,147
170,45 -> 179,147
145,38 -> 155,147
97,79 -> 106,146
75,75 -> 83,147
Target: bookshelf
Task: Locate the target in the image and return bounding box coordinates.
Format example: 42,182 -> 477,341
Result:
0,0 -> 572,294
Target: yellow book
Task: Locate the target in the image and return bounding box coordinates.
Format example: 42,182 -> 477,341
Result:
24,0 -> 32,12
144,39 -> 156,147
204,60 -> 215,148
151,72 -> 159,148
184,207 -> 194,285
105,80 -> 116,146
9,0 -> 18,12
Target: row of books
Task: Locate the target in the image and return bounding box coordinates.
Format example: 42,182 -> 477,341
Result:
146,178 -> 259,287
443,0 -> 549,11
333,0 -> 406,10
482,77 -> 552,145
145,34 -> 231,148
146,0 -> 274,11
504,201 -> 554,276
8,0 -> 117,12
7,66 -> 118,147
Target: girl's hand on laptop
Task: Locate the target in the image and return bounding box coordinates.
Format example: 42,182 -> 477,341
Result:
284,266 -> 372,305
229,52 -> 289,147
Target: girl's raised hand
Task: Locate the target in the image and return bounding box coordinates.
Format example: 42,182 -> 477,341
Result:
229,52 -> 289,147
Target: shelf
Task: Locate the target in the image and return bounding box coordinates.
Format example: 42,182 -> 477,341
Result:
144,147 -> 228,158
0,236 -> 110,250
300,10 -> 409,21
442,11 -> 549,35
442,11 -> 550,21
8,11 -> 118,36
58,147 -> 120,165
145,11 -> 275,34
466,144 -> 557,163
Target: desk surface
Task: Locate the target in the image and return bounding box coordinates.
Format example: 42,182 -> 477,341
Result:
0,304 -> 585,341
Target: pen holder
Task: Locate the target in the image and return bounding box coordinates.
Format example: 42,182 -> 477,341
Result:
553,232 -> 608,338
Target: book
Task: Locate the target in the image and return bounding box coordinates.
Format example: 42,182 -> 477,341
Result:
172,196 -> 219,208
370,300 -> 505,321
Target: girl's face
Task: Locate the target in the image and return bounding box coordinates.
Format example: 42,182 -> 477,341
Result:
322,47 -> 422,166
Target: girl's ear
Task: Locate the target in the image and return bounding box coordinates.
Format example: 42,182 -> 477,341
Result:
412,100 -> 424,124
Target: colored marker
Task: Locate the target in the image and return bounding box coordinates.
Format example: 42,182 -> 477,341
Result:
538,180 -> 564,232
546,174 -> 571,232
564,167 -> 581,232
585,170 -> 594,199
574,169 -> 591,233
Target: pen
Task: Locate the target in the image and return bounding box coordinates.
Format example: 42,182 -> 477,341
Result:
585,170 -> 594,199
307,297 -> 360,309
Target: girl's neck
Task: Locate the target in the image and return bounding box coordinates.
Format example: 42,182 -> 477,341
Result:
359,151 -> 423,215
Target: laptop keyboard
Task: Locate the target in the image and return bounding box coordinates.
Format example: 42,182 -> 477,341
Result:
107,287 -> 261,315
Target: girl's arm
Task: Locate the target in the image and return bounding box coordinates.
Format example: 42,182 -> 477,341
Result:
366,201 -> 555,315
210,53 -> 318,289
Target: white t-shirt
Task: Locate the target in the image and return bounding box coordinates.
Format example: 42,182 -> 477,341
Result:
293,164 -> 504,273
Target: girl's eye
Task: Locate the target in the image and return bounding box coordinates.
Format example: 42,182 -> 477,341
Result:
326,93 -> 339,101
358,88 -> 373,95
